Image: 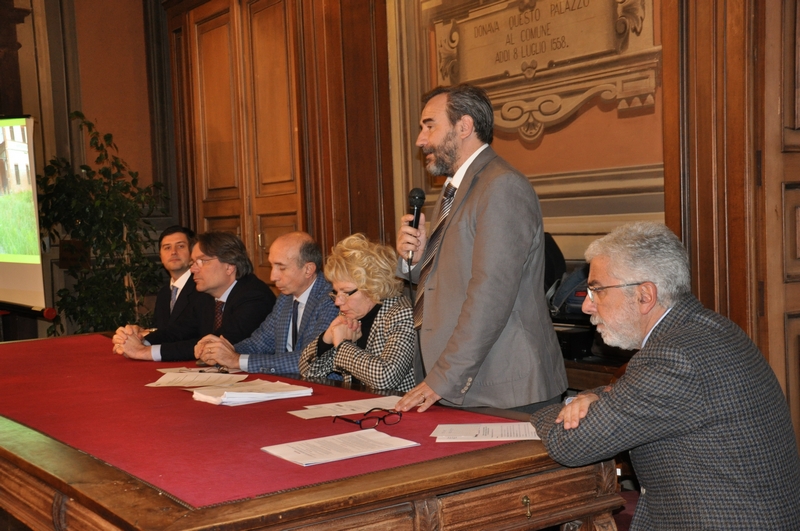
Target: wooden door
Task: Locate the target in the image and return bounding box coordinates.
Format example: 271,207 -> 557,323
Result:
241,0 -> 305,282
185,0 -> 247,238
763,0 -> 800,448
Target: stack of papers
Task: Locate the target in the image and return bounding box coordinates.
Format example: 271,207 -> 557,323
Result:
430,422 -> 539,442
192,379 -> 313,406
262,429 -> 419,466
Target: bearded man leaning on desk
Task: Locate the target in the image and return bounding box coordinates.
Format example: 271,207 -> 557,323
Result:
531,222 -> 800,530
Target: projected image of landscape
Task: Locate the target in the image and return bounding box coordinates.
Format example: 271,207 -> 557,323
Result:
0,120 -> 40,263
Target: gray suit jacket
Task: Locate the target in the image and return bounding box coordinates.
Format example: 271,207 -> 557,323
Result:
408,146 -> 566,408
531,294 -> 800,530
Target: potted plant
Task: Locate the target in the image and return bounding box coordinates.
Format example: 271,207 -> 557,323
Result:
37,112 -> 165,335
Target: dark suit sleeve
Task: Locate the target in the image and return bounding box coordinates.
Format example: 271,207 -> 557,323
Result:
216,275 -> 276,345
147,292 -> 214,362
152,284 -> 171,330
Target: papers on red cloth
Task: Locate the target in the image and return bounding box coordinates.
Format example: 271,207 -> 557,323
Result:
192,379 -> 313,406
262,429 -> 420,466
147,371 -> 247,387
430,422 -> 540,442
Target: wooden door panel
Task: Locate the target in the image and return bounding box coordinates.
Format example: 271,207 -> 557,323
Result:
243,0 -> 305,284
249,0 -> 299,192
188,0 -> 245,230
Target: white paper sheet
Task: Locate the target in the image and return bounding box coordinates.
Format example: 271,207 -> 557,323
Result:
157,367 -> 243,374
146,372 -> 248,387
262,428 -> 419,466
288,396 -> 400,419
430,422 -> 540,442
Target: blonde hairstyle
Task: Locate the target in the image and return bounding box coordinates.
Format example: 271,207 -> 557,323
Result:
325,234 -> 403,302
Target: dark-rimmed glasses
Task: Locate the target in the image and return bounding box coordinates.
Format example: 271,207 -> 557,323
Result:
328,287 -> 358,303
333,408 -> 402,429
586,282 -> 646,302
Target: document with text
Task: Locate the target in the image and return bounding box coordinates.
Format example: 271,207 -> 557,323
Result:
430,422 -> 539,442
146,372 -> 247,387
288,396 -> 400,419
262,429 -> 419,466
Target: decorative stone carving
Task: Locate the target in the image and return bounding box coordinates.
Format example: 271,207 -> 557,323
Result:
429,0 -> 658,142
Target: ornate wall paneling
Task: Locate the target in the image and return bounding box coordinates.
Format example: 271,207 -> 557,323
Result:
661,0 -> 757,332
301,0 -> 396,252
388,0 -> 664,259
241,0 -> 305,281
165,0 -> 395,280
165,0 -> 307,285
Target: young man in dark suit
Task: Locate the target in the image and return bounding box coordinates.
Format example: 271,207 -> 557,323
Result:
112,232 -> 275,361
151,226 -> 208,330
531,222 -> 800,529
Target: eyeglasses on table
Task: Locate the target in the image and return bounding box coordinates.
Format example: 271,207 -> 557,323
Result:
333,408 -> 402,429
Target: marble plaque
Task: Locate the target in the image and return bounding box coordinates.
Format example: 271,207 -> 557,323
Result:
434,0 -> 639,84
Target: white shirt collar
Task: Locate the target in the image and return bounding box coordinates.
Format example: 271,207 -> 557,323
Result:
450,143 -> 489,189
217,280 -> 237,303
171,269 -> 192,290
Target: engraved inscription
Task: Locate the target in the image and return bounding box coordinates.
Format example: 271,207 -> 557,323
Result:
435,0 -> 621,84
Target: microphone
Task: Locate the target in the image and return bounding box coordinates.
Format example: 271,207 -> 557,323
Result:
407,188 -> 426,262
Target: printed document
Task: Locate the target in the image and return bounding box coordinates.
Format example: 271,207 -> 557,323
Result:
262,429 -> 419,466
288,395 -> 400,419
431,422 -> 539,442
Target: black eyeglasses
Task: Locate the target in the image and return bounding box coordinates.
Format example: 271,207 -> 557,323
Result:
328,287 -> 358,303
333,408 -> 402,429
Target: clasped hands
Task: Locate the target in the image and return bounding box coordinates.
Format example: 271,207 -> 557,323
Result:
111,325 -> 153,360
194,335 -> 238,368
323,315 -> 362,348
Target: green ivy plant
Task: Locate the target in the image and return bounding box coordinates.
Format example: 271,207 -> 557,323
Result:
37,112 -> 165,335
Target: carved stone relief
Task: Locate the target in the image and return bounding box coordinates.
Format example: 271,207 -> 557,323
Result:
426,0 -> 658,142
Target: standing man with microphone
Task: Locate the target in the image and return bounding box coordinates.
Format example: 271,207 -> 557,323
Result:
395,84 -> 567,414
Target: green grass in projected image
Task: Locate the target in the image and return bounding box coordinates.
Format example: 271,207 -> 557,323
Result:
0,191 -> 39,259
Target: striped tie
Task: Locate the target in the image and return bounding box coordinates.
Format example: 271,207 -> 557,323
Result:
170,285 -> 178,312
413,183 -> 457,329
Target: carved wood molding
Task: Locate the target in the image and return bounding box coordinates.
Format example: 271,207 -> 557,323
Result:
427,0 -> 658,142
494,49 -> 660,141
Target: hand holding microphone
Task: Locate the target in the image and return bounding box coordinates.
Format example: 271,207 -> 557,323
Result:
406,188 -> 426,265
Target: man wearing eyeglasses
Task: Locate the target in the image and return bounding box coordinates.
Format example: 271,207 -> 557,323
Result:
531,222 -> 800,530
112,232 -> 275,361
195,232 -> 339,374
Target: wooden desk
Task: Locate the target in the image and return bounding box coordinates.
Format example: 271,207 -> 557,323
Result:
0,336 -> 622,530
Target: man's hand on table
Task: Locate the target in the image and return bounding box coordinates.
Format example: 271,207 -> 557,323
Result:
395,382 -> 441,413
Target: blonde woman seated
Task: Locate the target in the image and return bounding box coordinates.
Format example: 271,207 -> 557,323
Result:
299,234 -> 415,392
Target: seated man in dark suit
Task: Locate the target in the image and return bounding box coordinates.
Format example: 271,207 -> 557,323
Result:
112,232 -> 276,361
151,226 -> 210,330
195,231 -> 338,374
531,222 -> 800,529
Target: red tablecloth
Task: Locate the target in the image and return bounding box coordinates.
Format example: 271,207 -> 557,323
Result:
0,335 -> 515,508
